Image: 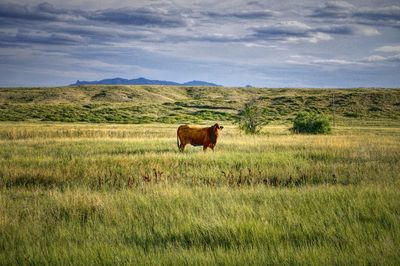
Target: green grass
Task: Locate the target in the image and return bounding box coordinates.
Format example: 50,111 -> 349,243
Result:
0,122 -> 399,264
1,124 -> 399,189
1,86 -> 399,126
1,186 -> 399,265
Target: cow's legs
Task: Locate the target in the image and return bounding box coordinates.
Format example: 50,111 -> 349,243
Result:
179,139 -> 187,152
179,143 -> 185,151
210,144 -> 215,151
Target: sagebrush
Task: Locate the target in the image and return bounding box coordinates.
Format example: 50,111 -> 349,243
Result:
292,111 -> 331,134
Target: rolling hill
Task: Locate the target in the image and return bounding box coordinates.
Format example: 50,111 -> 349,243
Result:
0,85 -> 399,125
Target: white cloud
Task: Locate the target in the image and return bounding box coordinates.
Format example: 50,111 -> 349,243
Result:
355,26 -> 380,36
375,45 -> 400,53
363,55 -> 386,62
361,54 -> 400,63
1,0 -> 400,87
311,58 -> 362,65
308,32 -> 333,43
287,53 -> 400,67
243,43 -> 267,48
251,21 -> 334,44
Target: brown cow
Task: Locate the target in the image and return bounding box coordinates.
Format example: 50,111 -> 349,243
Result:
177,123 -> 224,151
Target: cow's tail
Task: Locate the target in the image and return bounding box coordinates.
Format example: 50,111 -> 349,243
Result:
177,133 -> 180,150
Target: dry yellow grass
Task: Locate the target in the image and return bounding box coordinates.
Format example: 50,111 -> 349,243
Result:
0,122 -> 399,264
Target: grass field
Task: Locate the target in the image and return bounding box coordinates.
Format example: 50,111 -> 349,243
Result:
1,86 -> 399,125
1,121 -> 399,265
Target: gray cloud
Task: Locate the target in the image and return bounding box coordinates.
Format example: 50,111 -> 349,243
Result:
205,9 -> 277,20
0,2 -> 85,22
163,33 -> 247,44
252,21 -> 312,38
0,30 -> 86,46
354,6 -> 400,21
0,2 -> 57,21
310,1 -> 355,19
0,2 -> 187,27
88,7 -> 187,27
249,21 -> 372,43
310,1 -> 400,28
0,2 -> 188,47
246,1 -> 264,8
19,31 -> 85,45
41,23 -> 156,45
161,22 -> 362,44
1,0 -> 399,87
316,24 -> 379,36
0,1 -> 385,49
315,25 -> 353,34
250,21 -> 331,43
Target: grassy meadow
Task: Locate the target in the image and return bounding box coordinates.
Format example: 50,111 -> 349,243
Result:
0,86 -> 400,264
1,86 -> 399,125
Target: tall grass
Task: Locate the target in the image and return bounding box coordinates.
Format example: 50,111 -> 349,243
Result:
0,123 -> 398,189
1,185 -> 399,265
0,122 -> 399,264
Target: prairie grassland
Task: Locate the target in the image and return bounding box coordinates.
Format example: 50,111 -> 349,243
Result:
1,123 -> 399,188
0,122 -> 399,265
1,86 -> 399,125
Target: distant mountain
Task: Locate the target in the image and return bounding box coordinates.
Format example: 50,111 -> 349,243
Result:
182,80 -> 221,86
72,77 -> 221,86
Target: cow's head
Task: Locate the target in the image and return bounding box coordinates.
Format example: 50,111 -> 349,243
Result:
214,123 -> 224,131
210,123 -> 223,143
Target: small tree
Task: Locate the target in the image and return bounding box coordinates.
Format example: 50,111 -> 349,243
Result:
292,111 -> 331,134
235,100 -> 268,134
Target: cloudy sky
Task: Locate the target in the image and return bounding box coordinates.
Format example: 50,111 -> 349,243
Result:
0,0 -> 399,87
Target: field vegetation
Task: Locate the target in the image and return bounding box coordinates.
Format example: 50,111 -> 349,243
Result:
0,86 -> 399,264
0,86 -> 399,125
292,111 -> 332,134
0,122 -> 399,264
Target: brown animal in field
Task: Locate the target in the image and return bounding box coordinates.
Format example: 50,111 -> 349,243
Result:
177,123 -> 224,151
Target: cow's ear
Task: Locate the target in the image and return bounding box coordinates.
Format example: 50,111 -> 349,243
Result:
220,126 -> 224,130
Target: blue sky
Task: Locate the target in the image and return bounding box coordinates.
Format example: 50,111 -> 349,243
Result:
0,0 -> 399,87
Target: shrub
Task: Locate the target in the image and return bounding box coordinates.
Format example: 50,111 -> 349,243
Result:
292,111 -> 331,134
235,100 -> 269,134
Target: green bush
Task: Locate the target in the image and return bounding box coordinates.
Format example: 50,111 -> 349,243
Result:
235,100 -> 269,134
292,111 -> 331,134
